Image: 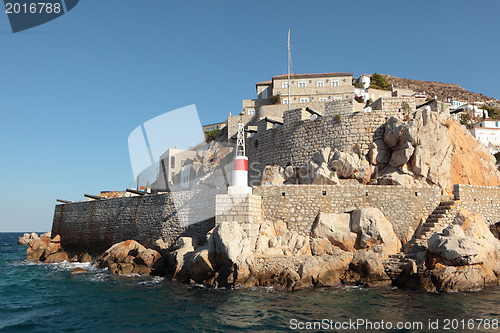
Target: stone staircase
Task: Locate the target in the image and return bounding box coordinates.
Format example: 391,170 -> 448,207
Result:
412,197 -> 461,248
384,197 -> 461,279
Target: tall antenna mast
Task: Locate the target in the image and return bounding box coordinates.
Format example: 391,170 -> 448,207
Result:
287,29 -> 291,106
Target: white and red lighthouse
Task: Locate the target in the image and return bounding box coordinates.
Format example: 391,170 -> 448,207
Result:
229,121 -> 252,194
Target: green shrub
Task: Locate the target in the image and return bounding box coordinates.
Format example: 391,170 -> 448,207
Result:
270,94 -> 281,105
335,114 -> 342,123
205,129 -> 218,142
370,73 -> 390,90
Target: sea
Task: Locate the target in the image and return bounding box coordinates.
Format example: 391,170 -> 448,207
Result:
1,232 -> 499,333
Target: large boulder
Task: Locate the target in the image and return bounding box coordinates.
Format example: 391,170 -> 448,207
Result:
423,209 -> 500,292
261,165 -> 285,185
427,224 -> 480,265
344,250 -> 391,286
351,207 -> 401,256
187,230 -> 217,281
379,110 -> 453,191
429,264 -> 497,292
18,232 -> 39,246
455,209 -> 500,274
213,222 -> 253,265
388,141 -> 414,168
98,240 -> 164,276
311,213 -> 357,251
376,167 -> 424,187
311,162 -> 340,185
329,149 -> 372,184
297,252 -> 353,288
368,139 -> 391,165
26,235 -> 51,260
168,237 -> 197,279
384,116 -> 406,148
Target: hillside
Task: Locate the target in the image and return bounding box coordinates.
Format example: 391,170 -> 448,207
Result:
381,74 -> 500,109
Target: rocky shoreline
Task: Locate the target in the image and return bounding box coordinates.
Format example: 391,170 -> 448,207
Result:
20,206 -> 500,293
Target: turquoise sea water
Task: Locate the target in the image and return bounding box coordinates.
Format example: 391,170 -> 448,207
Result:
1,232 -> 499,333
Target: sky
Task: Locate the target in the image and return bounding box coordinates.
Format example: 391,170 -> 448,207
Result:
0,0 -> 499,232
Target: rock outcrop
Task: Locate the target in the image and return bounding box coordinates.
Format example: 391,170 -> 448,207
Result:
373,110 -> 500,193
97,240 -> 165,276
447,119 -> 500,189
26,234 -> 69,263
396,209 -> 500,292
162,207 -> 402,289
18,232 -> 39,246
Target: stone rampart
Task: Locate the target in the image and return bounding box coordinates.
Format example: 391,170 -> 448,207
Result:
51,190 -> 220,253
253,184 -> 441,240
453,184 -> 500,225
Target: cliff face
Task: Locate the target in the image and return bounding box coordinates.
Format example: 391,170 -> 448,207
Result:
448,118 -> 500,189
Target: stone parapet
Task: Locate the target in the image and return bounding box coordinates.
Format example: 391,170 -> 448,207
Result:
453,184 -> 500,225
253,184 -> 441,240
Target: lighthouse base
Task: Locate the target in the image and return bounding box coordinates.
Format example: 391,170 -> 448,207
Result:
228,185 -> 253,195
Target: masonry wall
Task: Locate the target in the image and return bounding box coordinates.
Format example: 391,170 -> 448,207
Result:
215,194 -> 263,244
246,99 -> 414,185
454,184 -> 500,226
51,190 -> 219,253
253,184 -> 441,240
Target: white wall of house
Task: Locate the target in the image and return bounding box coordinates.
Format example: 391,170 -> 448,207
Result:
470,120 -> 500,154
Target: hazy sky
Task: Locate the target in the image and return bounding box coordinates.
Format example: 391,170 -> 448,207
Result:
1,0 -> 499,232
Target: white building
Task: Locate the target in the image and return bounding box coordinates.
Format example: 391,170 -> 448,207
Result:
457,103 -> 486,118
152,148 -> 196,190
451,100 -> 466,109
470,119 -> 500,154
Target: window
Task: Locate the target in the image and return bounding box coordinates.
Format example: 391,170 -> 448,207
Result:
281,82 -> 289,88
316,81 -> 325,87
331,81 -> 340,87
247,109 -> 255,115
170,156 -> 175,168
299,97 -> 309,103
318,98 -> 328,102
333,96 -> 342,101
480,123 -> 483,127
261,89 -> 268,99
282,98 -> 289,104
496,122 -> 499,127
298,82 -> 306,88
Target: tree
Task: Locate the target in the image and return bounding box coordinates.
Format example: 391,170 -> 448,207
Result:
480,105 -> 500,119
370,73 -> 390,90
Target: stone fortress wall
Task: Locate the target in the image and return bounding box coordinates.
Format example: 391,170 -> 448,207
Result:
245,97 -> 415,185
51,183 -> 500,252
51,190 -> 222,253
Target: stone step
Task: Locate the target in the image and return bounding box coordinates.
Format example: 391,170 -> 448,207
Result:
439,201 -> 456,206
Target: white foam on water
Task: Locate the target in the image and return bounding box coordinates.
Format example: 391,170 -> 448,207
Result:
138,276 -> 164,286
